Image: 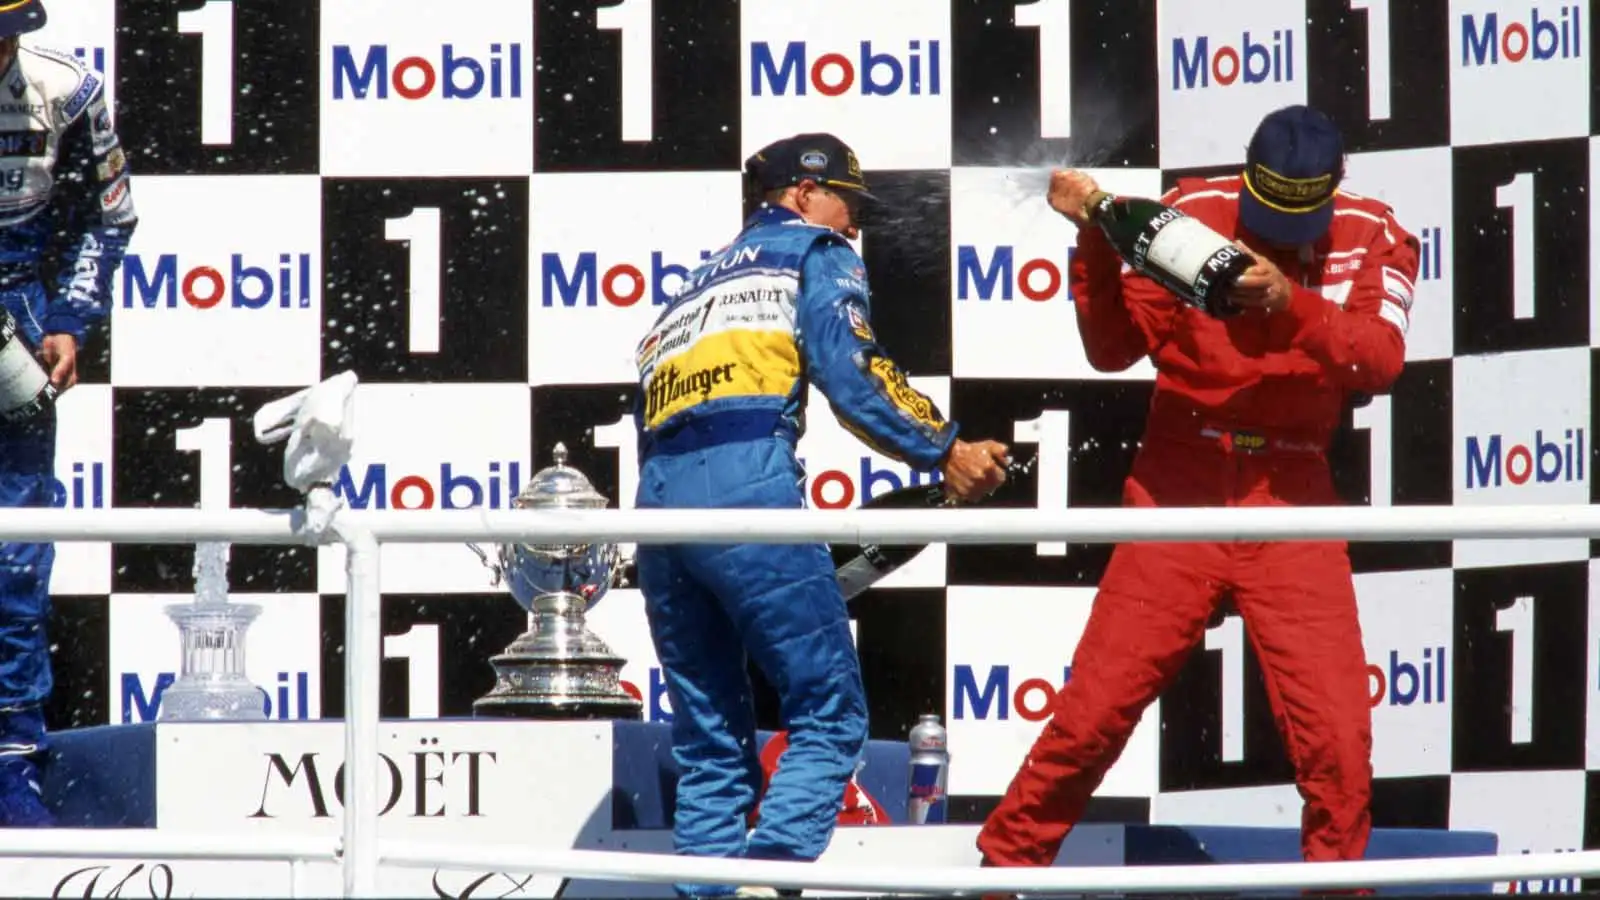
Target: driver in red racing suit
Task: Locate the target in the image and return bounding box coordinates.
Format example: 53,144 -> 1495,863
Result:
977,105 -> 1421,874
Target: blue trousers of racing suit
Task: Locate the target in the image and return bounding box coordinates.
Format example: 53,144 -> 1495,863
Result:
636,417 -> 867,898
0,282 -> 59,826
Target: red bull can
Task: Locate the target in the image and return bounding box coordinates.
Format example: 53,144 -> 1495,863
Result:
907,713 -> 948,824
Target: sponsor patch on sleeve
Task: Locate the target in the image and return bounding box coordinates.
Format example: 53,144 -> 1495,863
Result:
96,146 -> 127,182
88,97 -> 118,155
62,72 -> 101,122
867,357 -> 944,429
99,174 -> 136,225
100,175 -> 129,211
846,302 -> 874,343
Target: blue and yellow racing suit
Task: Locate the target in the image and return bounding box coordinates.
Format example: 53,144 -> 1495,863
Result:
632,204 -> 955,893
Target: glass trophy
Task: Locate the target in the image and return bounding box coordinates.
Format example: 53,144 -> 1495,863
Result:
157,542 -> 268,722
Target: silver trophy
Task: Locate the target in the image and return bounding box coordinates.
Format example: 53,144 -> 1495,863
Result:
157,542 -> 268,721
471,442 -> 643,720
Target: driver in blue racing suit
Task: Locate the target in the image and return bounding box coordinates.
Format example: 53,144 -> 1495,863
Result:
631,132 -> 1008,897
0,0 -> 138,826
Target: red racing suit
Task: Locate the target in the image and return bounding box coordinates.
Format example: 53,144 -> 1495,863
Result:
977,175 -> 1421,868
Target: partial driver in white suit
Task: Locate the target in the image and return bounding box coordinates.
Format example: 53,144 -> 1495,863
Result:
0,0 -> 138,826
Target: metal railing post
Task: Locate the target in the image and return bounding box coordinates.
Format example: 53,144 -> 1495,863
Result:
340,528 -> 383,897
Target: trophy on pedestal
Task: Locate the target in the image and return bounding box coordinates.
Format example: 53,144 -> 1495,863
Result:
471,442 -> 643,721
156,542 -> 268,722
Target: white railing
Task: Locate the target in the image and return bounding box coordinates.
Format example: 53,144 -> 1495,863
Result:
4,831 -> 1599,896
12,503 -> 1600,544
6,503 -> 1600,897
378,841 -> 1600,895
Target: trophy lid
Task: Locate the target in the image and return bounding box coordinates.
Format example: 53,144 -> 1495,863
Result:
518,442 -> 609,510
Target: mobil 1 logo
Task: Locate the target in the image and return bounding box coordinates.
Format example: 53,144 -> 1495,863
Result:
529,383 -> 639,515
321,177 -> 529,384
1451,137 -> 1589,356
1328,359 -> 1454,575
114,0 -> 319,174
319,592 -> 527,720
948,0 -> 1160,167
319,2 -> 533,177
1452,562 -> 1587,772
1303,0 -> 1450,152
532,0 -> 742,172
944,378 -> 1151,588
110,387 -> 316,593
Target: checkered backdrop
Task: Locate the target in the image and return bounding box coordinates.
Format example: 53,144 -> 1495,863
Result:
26,0 -> 1600,873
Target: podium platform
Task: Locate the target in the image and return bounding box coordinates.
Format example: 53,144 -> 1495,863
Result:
0,719 -> 1502,897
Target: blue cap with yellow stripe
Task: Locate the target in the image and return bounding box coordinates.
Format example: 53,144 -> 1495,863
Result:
1238,105 -> 1344,247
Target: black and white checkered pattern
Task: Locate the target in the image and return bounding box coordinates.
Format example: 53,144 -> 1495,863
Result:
30,0 -> 1600,872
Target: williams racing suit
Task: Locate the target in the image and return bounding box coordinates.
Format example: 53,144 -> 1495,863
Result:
633,203 -> 955,894
0,44 -> 136,825
977,176 -> 1419,868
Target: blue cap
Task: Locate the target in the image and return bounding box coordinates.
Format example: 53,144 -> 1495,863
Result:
0,0 -> 45,38
1238,105 -> 1344,246
744,132 -> 882,206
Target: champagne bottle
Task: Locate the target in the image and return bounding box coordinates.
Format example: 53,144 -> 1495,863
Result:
831,454 -> 1036,601
829,484 -> 950,602
0,307 -> 57,423
615,478 -> 965,594
616,456 -> 1035,600
1084,190 -> 1252,318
